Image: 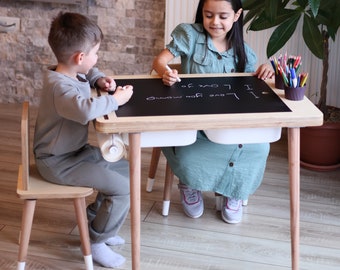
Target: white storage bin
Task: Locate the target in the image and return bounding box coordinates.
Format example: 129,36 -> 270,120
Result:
204,127 -> 282,144
122,130 -> 197,147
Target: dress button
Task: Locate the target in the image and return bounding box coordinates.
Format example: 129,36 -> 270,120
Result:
229,162 -> 234,167
217,55 -> 222,60
238,144 -> 243,148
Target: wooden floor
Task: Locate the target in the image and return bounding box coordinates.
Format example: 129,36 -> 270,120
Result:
0,103 -> 339,270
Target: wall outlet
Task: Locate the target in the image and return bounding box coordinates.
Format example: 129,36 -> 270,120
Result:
0,16 -> 20,33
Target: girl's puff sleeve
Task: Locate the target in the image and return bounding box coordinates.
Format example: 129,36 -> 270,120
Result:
244,44 -> 258,73
166,23 -> 200,58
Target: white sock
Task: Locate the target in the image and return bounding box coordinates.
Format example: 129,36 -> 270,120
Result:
105,235 -> 125,246
91,242 -> 126,268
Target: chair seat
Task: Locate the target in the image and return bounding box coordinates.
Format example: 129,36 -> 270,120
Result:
17,165 -> 94,200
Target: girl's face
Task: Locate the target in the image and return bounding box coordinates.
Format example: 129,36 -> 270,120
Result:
202,0 -> 242,41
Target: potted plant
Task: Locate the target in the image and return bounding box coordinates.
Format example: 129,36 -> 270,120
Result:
242,0 -> 340,171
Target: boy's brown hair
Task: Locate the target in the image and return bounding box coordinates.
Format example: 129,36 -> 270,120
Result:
48,12 -> 103,63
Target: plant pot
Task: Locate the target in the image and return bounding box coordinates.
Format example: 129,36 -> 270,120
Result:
300,122 -> 340,171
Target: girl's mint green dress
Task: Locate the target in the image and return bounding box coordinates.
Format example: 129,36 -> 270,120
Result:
162,23 -> 270,200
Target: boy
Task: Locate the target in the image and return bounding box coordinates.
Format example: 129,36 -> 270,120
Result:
33,12 -> 133,268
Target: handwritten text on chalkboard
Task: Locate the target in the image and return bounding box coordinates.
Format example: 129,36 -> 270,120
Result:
114,76 -> 290,117
146,82 -> 268,101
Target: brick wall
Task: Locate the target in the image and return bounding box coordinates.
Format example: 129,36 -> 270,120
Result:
0,0 -> 165,105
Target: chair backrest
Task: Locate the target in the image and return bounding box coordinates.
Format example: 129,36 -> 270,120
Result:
20,101 -> 30,191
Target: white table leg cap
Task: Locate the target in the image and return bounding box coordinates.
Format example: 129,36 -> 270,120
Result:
84,254 -> 93,270
17,262 -> 25,270
162,200 -> 170,216
146,178 -> 155,192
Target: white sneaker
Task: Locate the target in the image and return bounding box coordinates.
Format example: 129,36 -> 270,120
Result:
178,183 -> 204,218
221,197 -> 242,224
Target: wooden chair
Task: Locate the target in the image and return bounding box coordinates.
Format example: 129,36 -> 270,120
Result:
146,63 -> 181,216
147,64 -> 249,216
16,101 -> 94,270
146,148 -> 249,215
146,147 -> 174,216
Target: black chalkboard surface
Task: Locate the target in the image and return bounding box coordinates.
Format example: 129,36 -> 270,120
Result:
115,76 -> 291,117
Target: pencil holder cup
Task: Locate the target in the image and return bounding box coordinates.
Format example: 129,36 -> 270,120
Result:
275,74 -> 285,89
284,85 -> 306,101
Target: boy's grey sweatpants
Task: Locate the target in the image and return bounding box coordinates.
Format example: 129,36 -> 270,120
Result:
35,144 -> 130,243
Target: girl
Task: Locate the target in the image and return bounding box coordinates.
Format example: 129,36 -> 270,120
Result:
152,0 -> 274,224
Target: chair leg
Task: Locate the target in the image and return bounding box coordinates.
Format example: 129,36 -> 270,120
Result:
162,162 -> 174,216
146,147 -> 161,192
215,193 -> 222,211
242,199 -> 249,206
74,198 -> 93,270
17,199 -> 36,270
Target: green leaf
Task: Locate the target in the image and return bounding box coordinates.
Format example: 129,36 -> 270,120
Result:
330,1 -> 340,40
302,13 -> 324,59
316,0 -> 340,40
308,0 -> 321,17
283,0 -> 291,7
242,0 -> 265,10
244,7 -> 264,26
265,0 -> 279,23
295,0 -> 309,8
249,9 -> 298,31
267,13 -> 301,57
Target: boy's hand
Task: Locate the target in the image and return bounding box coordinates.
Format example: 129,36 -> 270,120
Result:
95,77 -> 117,91
254,63 -> 274,80
113,85 -> 133,106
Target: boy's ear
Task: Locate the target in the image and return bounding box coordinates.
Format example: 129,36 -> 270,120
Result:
74,51 -> 85,65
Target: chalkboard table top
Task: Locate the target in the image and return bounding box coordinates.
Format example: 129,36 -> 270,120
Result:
114,75 -> 291,117
95,73 -> 323,133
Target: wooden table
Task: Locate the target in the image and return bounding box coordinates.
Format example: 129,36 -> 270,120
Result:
95,73 -> 323,270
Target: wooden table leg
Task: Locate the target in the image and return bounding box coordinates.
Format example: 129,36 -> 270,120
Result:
287,128 -> 300,270
129,133 -> 141,270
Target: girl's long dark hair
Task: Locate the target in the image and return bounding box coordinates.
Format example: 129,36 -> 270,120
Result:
195,0 -> 247,72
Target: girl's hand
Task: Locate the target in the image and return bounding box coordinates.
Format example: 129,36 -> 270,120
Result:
162,68 -> 179,86
254,63 -> 274,80
113,85 -> 133,106
96,77 -> 117,91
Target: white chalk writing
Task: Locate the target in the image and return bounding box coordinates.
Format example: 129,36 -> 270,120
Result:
145,83 -> 260,101
249,91 -> 259,98
146,96 -> 183,101
186,93 -> 203,98
244,84 -> 253,91
209,93 -> 240,100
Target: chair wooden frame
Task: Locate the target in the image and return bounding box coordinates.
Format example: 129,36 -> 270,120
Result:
146,64 -> 181,216
16,101 -> 94,270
